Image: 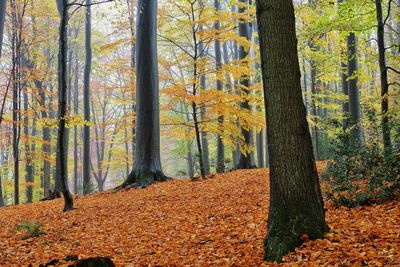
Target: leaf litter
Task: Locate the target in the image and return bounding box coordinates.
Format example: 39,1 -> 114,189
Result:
0,163 -> 398,266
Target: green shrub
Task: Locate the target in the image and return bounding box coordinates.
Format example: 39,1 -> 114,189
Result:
15,220 -> 44,239
322,113 -> 400,207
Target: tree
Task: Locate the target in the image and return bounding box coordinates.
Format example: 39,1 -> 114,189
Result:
214,0 -> 225,173
346,31 -> 363,145
256,0 -> 329,262
0,0 -> 5,60
375,0 -> 392,157
83,0 -> 92,194
118,0 -> 167,188
57,0 -> 74,211
236,0 -> 256,169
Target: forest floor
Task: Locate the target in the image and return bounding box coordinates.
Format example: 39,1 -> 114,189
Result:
0,162 -> 399,266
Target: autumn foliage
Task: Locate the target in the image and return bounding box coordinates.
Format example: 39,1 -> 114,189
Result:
0,164 -> 399,266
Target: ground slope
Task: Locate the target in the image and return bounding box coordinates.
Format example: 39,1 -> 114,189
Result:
0,166 -> 399,266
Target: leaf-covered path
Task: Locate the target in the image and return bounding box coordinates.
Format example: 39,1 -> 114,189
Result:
0,165 -> 399,266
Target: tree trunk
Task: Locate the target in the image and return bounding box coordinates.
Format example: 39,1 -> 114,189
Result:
0,143 -> 4,207
120,0 -> 166,188
198,0 -> 210,175
214,0 -> 225,173
256,129 -> 264,168
11,0 -> 20,205
375,0 -> 392,157
187,140 -> 194,178
200,79 -> 210,175
237,0 -> 256,169
57,0 -> 73,211
83,0 -> 92,194
0,0 -> 5,59
73,56 -> 79,194
23,77 -> 34,203
346,32 -> 363,145
127,0 -> 136,164
256,0 -> 329,261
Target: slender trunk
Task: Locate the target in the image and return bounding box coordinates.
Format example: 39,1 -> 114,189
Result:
237,0 -> 256,169
376,0 -> 392,157
198,0 -> 210,175
214,0 -> 225,173
57,0 -> 73,211
187,140 -> 194,178
200,78 -> 210,175
23,77 -> 33,203
341,58 -> 350,113
0,0 -> 5,59
83,0 -> 92,194
0,141 -> 4,207
73,56 -> 79,194
11,0 -> 20,205
40,49 -> 52,197
256,0 -> 329,261
256,129 -> 264,168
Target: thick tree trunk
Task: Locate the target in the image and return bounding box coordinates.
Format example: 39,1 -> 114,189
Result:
256,0 -> 329,262
236,0 -> 256,169
376,0 -> 392,157
214,0 -> 225,173
57,0 -> 73,211
83,0 -> 92,194
120,0 -> 166,188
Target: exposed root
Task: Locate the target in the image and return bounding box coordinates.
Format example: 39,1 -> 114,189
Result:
114,168 -> 168,192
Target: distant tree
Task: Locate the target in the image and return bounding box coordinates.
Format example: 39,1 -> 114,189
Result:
118,0 -> 167,188
214,0 -> 225,173
256,0 -> 329,262
83,0 -> 92,194
0,0 -> 5,60
236,0 -> 256,169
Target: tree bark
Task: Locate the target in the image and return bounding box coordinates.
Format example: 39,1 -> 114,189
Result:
214,0 -> 225,173
346,32 -> 363,145
83,0 -> 92,194
237,0 -> 256,169
73,56 -> 79,194
375,0 -> 392,157
119,0 -> 166,188
198,0 -> 210,175
11,0 -> 20,205
256,0 -> 329,261
0,0 -> 5,59
57,0 -> 73,211
187,140 -> 194,178
256,129 -> 264,168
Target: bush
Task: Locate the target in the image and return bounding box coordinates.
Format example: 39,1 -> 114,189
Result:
322,114 -> 400,208
15,220 -> 44,239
